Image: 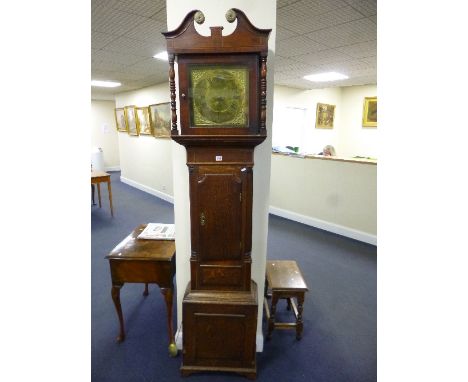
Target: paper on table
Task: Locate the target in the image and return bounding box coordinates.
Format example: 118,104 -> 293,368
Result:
137,223 -> 175,240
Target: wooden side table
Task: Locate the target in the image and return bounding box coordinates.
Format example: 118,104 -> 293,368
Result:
264,260 -> 309,340
91,170 -> 114,217
105,224 -> 177,356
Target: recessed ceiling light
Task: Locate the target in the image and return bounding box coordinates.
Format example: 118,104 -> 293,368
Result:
153,51 -> 168,61
91,80 -> 121,88
303,72 -> 349,82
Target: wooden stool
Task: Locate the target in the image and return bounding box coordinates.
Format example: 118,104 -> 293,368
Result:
264,260 -> 309,340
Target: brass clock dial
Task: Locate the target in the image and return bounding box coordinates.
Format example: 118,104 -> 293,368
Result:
190,67 -> 249,127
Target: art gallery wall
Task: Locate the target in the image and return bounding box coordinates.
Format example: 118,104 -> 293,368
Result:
272,86 -> 341,154
90,100 -> 121,171
339,85 -> 378,158
272,84 -> 377,158
90,82 -> 377,243
113,82 -> 174,202
91,84 -> 377,176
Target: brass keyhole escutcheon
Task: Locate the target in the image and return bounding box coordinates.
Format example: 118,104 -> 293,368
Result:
200,212 -> 206,226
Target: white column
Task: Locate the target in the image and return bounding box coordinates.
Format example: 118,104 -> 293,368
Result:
166,0 -> 276,352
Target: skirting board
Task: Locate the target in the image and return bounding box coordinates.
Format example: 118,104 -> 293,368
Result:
269,206 -> 377,246
105,166 -> 121,172
119,179 -> 375,245
175,326 -> 264,353
120,176 -> 174,204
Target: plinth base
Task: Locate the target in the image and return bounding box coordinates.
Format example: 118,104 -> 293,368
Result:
181,280 -> 258,379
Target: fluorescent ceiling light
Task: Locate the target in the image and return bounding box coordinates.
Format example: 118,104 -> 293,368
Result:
153,51 -> 168,61
91,80 -> 121,88
303,72 -> 348,82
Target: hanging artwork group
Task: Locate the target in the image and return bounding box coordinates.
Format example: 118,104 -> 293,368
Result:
114,102 -> 171,138
314,96 -> 377,129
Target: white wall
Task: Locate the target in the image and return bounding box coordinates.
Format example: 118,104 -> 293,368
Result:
270,155 -> 377,243
273,84 -> 377,158
166,0 -> 276,352
91,100 -> 120,170
114,83 -> 174,202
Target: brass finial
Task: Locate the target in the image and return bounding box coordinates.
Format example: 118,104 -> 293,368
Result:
225,9 -> 236,23
194,11 -> 205,24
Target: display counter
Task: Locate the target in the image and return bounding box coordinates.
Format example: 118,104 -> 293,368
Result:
272,151 -> 377,165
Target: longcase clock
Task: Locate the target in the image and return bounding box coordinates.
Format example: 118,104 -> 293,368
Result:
163,9 -> 271,379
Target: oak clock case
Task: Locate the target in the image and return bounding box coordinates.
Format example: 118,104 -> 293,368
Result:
163,9 -> 270,380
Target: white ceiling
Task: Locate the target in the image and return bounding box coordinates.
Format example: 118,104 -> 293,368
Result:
91,0 -> 376,98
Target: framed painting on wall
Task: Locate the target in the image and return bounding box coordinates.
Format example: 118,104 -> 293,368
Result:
114,108 -> 127,132
124,106 -> 139,136
315,103 -> 335,129
362,96 -> 377,127
136,107 -> 152,135
149,102 -> 171,138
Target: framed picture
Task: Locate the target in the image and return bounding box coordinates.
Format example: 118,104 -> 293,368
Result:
149,102 -> 171,138
124,105 -> 139,136
362,96 -> 377,127
315,103 -> 335,129
114,108 -> 127,132
136,107 -> 152,135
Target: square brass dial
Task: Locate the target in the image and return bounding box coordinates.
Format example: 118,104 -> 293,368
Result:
189,66 -> 249,127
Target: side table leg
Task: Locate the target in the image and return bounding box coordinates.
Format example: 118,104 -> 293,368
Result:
296,294 -> 305,340
143,283 -> 149,296
97,183 -> 102,208
91,184 -> 96,205
107,179 -> 114,217
267,293 -> 278,339
161,287 -> 177,357
111,283 -> 125,343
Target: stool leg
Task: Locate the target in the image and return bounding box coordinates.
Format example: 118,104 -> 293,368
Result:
143,283 -> 149,296
267,293 -> 278,339
296,294 -> 305,340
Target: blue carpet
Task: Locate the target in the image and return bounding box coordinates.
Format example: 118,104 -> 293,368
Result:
92,172 -> 376,381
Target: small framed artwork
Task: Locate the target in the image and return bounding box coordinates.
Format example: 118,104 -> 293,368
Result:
114,108 -> 127,132
362,96 -> 377,128
315,103 -> 335,129
136,107 -> 152,135
149,102 -> 171,138
124,105 -> 139,136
